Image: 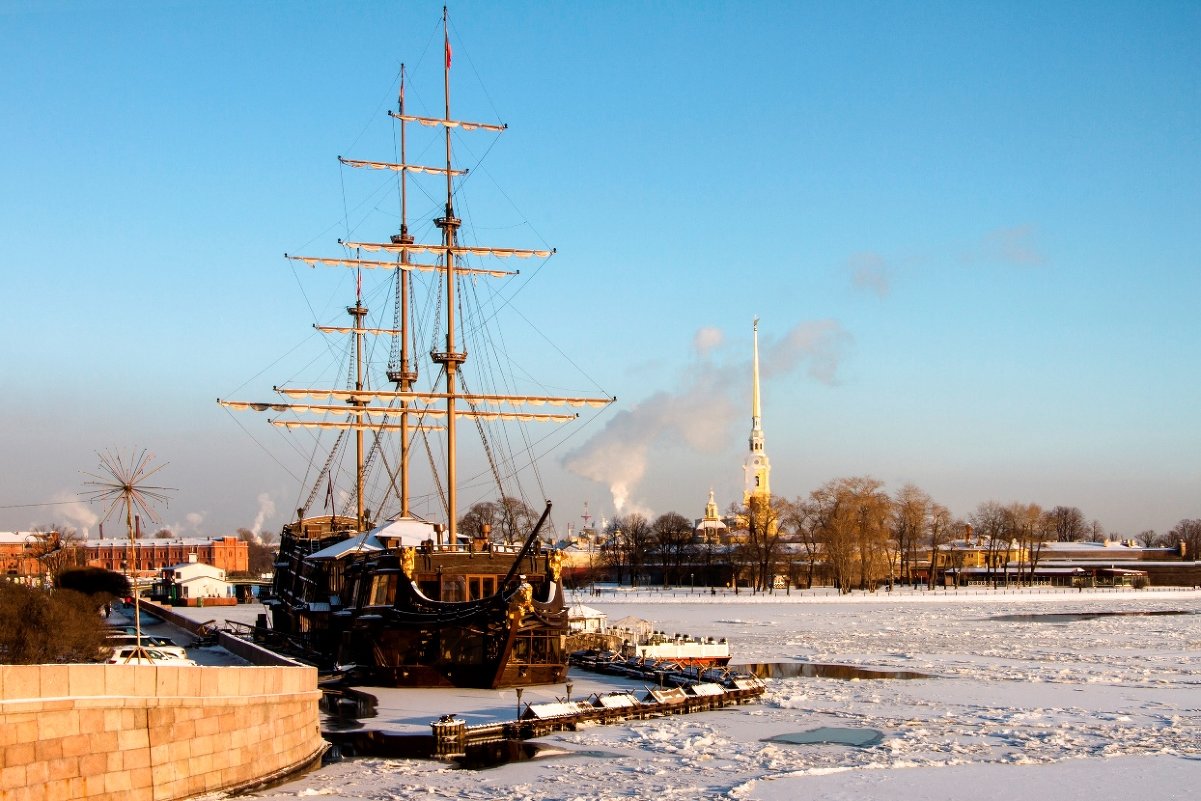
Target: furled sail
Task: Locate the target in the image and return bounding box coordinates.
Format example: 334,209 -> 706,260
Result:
340,240 -> 554,259
388,111 -> 506,132
286,254 -> 515,278
337,156 -> 466,176
270,387 -> 614,408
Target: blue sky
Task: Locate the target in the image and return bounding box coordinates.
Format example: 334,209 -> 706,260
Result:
1,1 -> 1197,540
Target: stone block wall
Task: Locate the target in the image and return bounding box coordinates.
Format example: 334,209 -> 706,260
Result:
0,664 -> 324,801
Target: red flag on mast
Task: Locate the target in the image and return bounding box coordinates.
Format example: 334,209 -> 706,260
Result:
445,39 -> 452,69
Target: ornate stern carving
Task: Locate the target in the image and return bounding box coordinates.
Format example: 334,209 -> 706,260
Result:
547,549 -> 563,582
400,546 -> 416,579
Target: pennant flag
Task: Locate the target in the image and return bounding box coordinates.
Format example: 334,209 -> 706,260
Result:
445,39 -> 452,69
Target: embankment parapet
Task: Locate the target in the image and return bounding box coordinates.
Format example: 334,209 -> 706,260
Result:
0,664 -> 323,801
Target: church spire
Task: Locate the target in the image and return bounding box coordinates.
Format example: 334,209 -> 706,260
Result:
749,317 -> 764,454
743,317 -> 771,503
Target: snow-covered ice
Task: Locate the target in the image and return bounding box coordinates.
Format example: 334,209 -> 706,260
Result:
205,588 -> 1200,800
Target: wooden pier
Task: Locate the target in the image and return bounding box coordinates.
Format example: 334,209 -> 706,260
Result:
431,680 -> 765,757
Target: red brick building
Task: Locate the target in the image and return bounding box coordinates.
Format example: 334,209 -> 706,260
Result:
84,536 -> 249,575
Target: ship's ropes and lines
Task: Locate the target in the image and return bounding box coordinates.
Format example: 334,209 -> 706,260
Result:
219,14 -> 613,539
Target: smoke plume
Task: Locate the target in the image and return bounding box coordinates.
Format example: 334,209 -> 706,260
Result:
251,493 -> 276,536
563,319 -> 850,514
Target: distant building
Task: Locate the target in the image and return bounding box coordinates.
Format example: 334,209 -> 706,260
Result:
693,490 -> 730,544
0,531 -> 62,584
152,554 -> 235,605
84,535 -> 249,576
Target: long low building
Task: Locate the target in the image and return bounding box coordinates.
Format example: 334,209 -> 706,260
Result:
1,531 -> 250,580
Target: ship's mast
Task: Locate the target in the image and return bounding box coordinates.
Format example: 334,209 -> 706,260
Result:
387,65 -> 418,519
217,6 -> 615,536
432,5 -> 467,543
350,274 -> 367,530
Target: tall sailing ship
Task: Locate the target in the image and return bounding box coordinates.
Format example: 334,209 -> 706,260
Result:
219,9 -> 613,689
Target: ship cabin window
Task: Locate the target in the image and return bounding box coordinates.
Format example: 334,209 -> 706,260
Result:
441,575 -> 467,602
512,630 -> 554,665
467,575 -> 497,600
343,575 -> 359,606
367,572 -> 398,607
328,563 -> 345,595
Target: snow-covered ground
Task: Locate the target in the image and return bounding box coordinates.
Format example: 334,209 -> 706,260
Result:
210,589 -> 1200,800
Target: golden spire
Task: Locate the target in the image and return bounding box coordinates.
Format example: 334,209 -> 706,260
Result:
743,317 -> 771,504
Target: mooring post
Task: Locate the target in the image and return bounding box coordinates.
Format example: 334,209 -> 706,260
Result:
431,714 -> 466,758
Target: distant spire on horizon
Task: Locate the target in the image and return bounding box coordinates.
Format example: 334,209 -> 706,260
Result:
743,317 -> 771,504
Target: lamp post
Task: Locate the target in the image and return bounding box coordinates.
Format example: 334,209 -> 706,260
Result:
515,687 -> 524,720
565,681 -> 573,703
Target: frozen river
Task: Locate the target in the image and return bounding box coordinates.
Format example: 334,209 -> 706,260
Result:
196,588 -> 1200,801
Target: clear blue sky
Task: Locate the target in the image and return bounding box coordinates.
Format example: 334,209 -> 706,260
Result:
1,1 -> 1198,540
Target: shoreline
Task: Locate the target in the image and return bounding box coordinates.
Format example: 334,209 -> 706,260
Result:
572,585 -> 1201,605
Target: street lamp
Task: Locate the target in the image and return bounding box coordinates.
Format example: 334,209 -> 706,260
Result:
565,680 -> 573,703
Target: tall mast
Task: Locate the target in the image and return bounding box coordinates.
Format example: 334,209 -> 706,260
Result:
351,272 -> 367,529
218,6 -> 616,535
432,5 -> 466,542
387,65 -> 417,518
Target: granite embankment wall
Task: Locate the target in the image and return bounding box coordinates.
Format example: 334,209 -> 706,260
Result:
0,664 -> 324,801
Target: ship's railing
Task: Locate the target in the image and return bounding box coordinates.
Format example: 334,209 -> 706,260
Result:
422,540 -> 530,555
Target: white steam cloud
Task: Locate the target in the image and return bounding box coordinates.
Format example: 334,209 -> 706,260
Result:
251,493 -> 276,537
54,493 -> 99,539
564,319 -> 850,515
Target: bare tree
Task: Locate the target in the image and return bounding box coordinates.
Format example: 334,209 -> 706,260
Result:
1007,502 -> 1043,585
498,496 -> 539,545
1048,506 -> 1087,542
652,512 -> 694,587
782,498 -> 820,589
599,519 -> 626,585
1169,519 -> 1201,559
893,484 -> 932,585
237,528 -> 277,576
611,513 -> 654,587
458,500 -> 502,541
970,501 -> 1009,585
456,497 -> 537,544
926,504 -> 955,588
28,526 -> 85,580
810,477 -> 892,593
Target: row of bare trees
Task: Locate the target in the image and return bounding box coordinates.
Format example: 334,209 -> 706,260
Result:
586,478 -> 1199,593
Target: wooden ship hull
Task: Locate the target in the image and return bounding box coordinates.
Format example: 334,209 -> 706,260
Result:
264,509 -> 568,689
